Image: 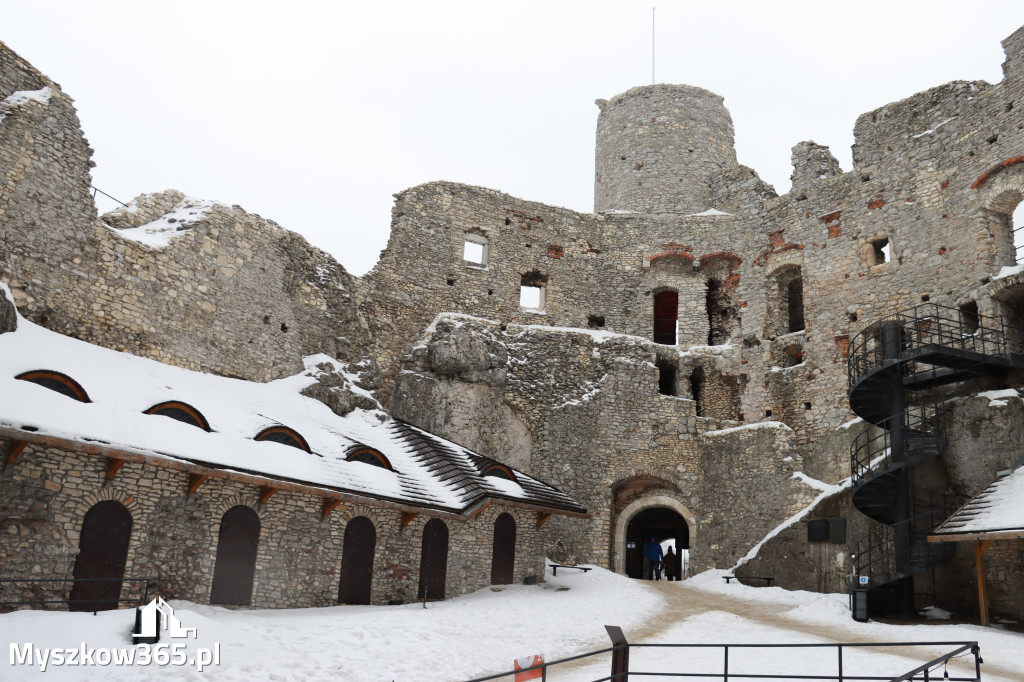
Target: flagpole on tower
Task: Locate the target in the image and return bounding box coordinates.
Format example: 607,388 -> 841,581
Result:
652,7 -> 656,84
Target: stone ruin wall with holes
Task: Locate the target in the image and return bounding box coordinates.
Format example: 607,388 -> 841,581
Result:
0,41 -> 377,397
4,26 -> 1024,618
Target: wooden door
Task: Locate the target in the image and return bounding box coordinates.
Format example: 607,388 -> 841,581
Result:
69,500 -> 133,611
338,516 -> 376,604
490,513 -> 516,585
417,519 -> 448,600
210,505 -> 260,606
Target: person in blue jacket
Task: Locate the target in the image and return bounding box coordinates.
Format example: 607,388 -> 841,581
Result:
643,536 -> 664,580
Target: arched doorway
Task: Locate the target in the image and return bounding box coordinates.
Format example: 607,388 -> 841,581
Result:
625,506 -> 689,579
338,516 -> 376,604
490,513 -> 516,585
418,519 -> 449,600
69,500 -> 133,611
210,505 -> 261,606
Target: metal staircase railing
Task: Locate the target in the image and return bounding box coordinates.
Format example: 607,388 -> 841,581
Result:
847,303 -> 1024,617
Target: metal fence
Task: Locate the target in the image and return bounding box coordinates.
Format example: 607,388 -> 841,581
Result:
465,627 -> 982,682
0,577 -> 152,615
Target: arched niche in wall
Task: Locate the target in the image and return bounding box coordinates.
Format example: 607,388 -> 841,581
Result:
490,513 -> 517,585
210,505 -> 261,606
338,516 -> 376,605
69,500 -> 133,611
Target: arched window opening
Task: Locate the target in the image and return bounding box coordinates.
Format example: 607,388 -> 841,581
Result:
1014,203 -> 1024,264
787,277 -> 805,333
338,516 -> 376,605
254,425 -> 310,452
490,513 -> 517,585
656,357 -> 677,396
69,500 -> 132,611
653,290 -> 678,345
484,464 -> 516,481
418,518 -> 449,601
144,401 -> 210,431
210,505 -> 261,606
16,370 -> 89,402
347,448 -> 392,470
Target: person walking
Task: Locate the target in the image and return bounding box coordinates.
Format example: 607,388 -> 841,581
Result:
643,536 -> 664,580
663,546 -> 678,581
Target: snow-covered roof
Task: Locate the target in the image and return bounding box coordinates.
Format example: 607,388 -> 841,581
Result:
931,462 -> 1024,541
0,288 -> 585,518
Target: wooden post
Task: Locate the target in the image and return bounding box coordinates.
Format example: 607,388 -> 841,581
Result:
400,511 -> 418,528
5,439 -> 28,465
187,473 -> 208,494
975,539 -> 993,626
105,457 -> 127,480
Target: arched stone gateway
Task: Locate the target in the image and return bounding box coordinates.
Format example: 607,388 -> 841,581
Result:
613,496 -> 697,577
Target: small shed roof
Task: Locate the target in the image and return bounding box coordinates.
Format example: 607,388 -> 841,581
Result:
930,461 -> 1024,542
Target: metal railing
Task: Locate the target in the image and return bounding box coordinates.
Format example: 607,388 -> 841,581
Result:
847,303 -> 1016,388
464,632 -> 982,682
0,577 -> 152,615
850,404 -> 948,486
850,494 -> 958,587
91,186 -> 128,207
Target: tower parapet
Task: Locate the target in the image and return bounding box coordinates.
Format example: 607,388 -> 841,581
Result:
594,84 -> 738,214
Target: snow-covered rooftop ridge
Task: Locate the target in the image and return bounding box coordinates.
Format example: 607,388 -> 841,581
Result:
0,287 -> 583,516
0,86 -> 53,125
103,197 -> 215,249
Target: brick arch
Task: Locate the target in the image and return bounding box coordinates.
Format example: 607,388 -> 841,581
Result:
612,495 -> 696,575
978,174 -> 1024,270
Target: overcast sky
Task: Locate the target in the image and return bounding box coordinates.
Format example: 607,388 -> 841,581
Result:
5,1 -> 1024,275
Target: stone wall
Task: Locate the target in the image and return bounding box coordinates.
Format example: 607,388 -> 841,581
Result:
0,41 -> 374,386
0,438 -> 545,609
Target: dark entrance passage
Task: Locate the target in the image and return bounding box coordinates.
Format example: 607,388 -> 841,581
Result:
418,518 -> 449,600
69,500 -> 133,611
338,516 -> 376,604
653,290 -> 679,345
210,505 -> 261,606
490,513 -> 516,585
625,506 -> 689,580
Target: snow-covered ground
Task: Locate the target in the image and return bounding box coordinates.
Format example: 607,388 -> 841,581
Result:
2,566 -> 1021,681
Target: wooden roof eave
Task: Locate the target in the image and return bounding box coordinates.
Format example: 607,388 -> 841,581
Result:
928,529 -> 1024,543
0,426 -> 587,521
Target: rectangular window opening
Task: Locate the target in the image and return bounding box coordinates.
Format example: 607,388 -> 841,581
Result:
520,285 -> 544,311
462,234 -> 488,266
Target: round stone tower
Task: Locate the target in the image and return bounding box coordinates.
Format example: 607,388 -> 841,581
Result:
594,84 -> 738,214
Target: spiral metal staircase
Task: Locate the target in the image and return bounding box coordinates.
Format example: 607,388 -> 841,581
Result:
847,303 -> 1024,615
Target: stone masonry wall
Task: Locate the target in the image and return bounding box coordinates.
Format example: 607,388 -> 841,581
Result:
0,438 -> 545,608
0,40 -> 374,385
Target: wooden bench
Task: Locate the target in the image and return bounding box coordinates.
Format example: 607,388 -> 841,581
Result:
549,564 -> 592,576
723,575 -> 775,586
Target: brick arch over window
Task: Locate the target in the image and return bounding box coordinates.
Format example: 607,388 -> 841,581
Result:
977,175 -> 1024,269
613,496 -> 697,575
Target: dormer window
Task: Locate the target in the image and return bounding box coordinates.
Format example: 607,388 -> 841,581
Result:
16,370 -> 89,402
484,464 -> 516,482
144,401 -> 211,431
254,425 -> 310,452
346,447 -> 392,470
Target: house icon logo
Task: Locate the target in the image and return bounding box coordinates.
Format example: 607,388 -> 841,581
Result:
133,597 -> 197,641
